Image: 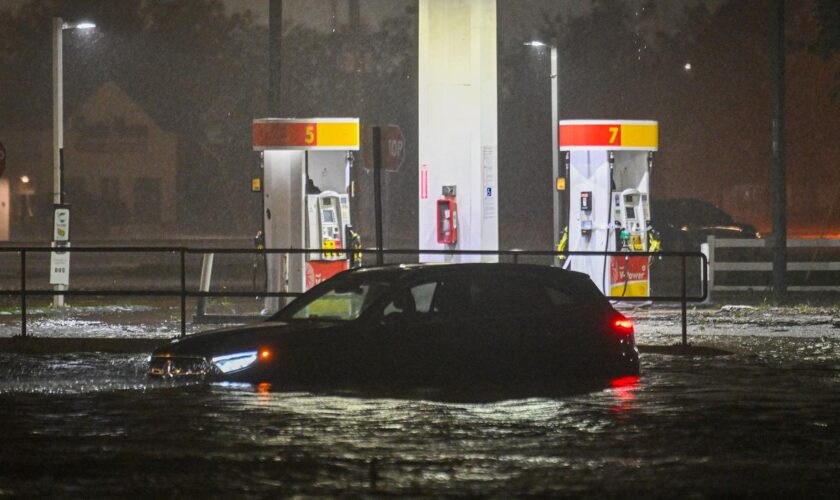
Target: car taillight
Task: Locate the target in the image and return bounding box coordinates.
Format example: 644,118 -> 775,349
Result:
613,316 -> 634,335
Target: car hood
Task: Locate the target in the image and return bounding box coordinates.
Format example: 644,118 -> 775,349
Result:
153,320 -> 339,358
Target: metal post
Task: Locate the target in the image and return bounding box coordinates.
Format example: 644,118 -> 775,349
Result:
20,250 -> 27,337
771,0 -> 787,303
681,254 -> 687,346
550,45 -> 562,257
196,253 -> 214,319
52,17 -> 66,307
180,249 -> 186,338
268,0 -> 283,113
372,126 -> 384,266
705,235 -> 715,304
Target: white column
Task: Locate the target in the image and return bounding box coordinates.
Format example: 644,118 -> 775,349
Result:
418,0 -> 498,262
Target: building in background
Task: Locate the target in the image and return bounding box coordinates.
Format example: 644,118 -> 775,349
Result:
0,81 -> 178,241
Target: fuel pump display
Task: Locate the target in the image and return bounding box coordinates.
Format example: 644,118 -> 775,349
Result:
610,189 -> 651,296
306,191 -> 353,288
307,192 -> 347,260
560,120 -> 659,298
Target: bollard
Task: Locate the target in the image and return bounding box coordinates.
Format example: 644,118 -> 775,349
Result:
681,254 -> 687,346
20,250 -> 27,337
180,249 -> 187,338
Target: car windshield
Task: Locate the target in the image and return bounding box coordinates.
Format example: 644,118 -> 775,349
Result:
273,275 -> 392,322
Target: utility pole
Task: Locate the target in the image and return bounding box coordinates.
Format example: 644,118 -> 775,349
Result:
52,17 -> 66,307
771,0 -> 787,302
269,0 -> 283,113
550,45 -> 561,255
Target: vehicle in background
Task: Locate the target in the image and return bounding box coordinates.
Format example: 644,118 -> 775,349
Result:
651,198 -> 760,252
148,264 -> 639,395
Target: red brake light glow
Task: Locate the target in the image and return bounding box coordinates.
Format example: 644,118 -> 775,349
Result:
613,317 -> 634,335
260,349 -> 271,360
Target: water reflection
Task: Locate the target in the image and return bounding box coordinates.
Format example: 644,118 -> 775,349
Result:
609,375 -> 640,413
0,335 -> 838,496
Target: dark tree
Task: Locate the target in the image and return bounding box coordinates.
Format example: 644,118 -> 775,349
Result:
811,0 -> 840,100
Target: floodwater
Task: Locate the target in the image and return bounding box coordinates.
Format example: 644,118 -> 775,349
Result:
1,327 -> 839,496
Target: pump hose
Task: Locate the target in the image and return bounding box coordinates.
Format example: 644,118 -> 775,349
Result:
601,196 -> 613,294
621,250 -> 630,297
555,226 -> 569,263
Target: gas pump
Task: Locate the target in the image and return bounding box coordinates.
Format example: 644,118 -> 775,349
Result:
253,118 -> 360,311
613,189 -> 649,251
559,120 -> 659,297
305,191 -> 353,287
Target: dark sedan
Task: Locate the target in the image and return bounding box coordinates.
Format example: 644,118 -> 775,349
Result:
651,198 -> 760,251
148,264 -> 639,392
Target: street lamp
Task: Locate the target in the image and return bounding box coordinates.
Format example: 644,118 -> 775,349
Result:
525,40 -> 562,256
52,17 -> 95,306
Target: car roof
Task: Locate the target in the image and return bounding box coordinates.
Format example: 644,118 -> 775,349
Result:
346,262 -> 595,286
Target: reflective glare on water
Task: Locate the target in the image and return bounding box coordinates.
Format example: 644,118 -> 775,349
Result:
1,334 -> 838,497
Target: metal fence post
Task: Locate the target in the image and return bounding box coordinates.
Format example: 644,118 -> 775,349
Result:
196,253 -> 214,320
681,254 -> 687,346
20,250 -> 27,338
180,248 -> 186,338
372,126 -> 384,266
704,235 -> 715,305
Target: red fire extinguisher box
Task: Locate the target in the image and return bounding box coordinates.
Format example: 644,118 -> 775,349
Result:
436,198 -> 457,244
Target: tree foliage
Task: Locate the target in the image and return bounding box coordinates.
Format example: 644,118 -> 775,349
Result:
811,0 -> 840,100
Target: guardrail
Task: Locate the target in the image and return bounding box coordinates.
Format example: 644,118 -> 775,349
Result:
703,236 -> 840,301
0,247 -> 707,345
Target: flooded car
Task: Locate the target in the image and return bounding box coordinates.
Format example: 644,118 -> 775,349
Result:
148,264 -> 639,390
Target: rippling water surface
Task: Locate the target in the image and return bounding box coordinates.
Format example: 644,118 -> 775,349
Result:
1,334 -> 838,497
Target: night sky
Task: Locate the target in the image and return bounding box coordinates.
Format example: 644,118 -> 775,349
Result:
0,0 -> 838,248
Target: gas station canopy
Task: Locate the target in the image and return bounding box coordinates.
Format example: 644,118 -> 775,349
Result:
253,118 -> 360,151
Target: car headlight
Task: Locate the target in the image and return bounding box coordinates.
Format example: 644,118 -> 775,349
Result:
211,351 -> 258,373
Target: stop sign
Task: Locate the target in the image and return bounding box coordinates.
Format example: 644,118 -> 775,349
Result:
0,141 -> 5,178
382,125 -> 405,171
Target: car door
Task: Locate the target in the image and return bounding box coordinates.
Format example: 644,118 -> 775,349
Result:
373,275 -> 495,388
535,276 -> 608,377
465,273 -> 557,384
372,272 -> 555,388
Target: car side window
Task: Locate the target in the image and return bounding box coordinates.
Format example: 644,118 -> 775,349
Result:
543,284 -> 575,306
380,274 -> 561,324
381,281 -> 438,323
469,275 -> 551,317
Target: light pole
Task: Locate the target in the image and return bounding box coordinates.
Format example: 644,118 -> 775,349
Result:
525,41 -> 562,256
52,17 -> 95,306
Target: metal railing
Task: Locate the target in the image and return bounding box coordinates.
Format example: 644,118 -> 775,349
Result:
703,236 -> 840,300
0,246 -> 707,345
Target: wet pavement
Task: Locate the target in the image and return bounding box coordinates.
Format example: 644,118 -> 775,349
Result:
0,302 -> 838,496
